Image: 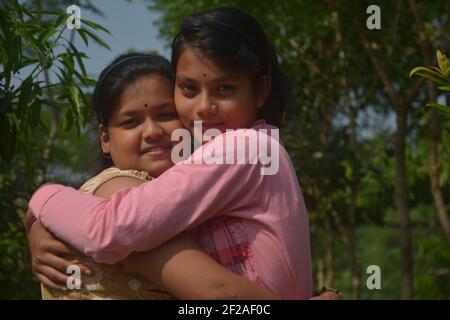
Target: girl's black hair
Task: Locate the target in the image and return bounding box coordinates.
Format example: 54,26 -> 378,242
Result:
171,7 -> 290,127
92,53 -> 174,169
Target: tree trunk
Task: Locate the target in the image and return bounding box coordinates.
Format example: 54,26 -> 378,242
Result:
317,258 -> 324,289
409,0 -> 450,245
348,105 -> 361,299
34,69 -> 60,186
333,10 -> 361,298
357,24 -> 416,300
428,105 -> 450,245
395,102 -> 414,299
324,216 -> 334,287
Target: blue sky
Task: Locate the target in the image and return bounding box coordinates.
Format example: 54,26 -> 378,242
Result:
72,0 -> 170,78
10,1 -> 169,86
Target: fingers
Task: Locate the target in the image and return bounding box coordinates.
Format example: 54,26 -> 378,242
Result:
30,222 -> 79,256
36,273 -> 67,292
28,222 -> 94,291
35,251 -> 93,278
36,236 -> 93,276
45,238 -> 81,257
36,264 -> 70,288
35,264 -> 86,289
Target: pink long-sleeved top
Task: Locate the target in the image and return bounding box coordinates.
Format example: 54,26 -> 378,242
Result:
29,120 -> 313,299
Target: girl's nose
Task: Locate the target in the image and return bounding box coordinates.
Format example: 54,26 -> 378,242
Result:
195,91 -> 217,117
142,118 -> 164,141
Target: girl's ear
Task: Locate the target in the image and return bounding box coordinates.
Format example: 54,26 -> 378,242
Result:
98,124 -> 110,154
256,76 -> 271,108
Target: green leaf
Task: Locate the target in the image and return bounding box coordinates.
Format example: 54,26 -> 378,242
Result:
61,52 -> 75,76
430,66 -> 444,75
32,10 -> 60,16
54,14 -> 67,29
68,85 -> 81,115
0,113 -> 16,163
437,86 -> 450,91
29,100 -> 41,128
67,42 -> 87,78
437,50 -> 449,76
412,72 -> 447,85
80,90 -> 92,127
9,0 -> 24,22
17,77 -> 33,119
78,28 -> 110,50
20,57 -> 39,69
6,33 -> 22,72
409,66 -> 444,78
19,27 -> 44,62
81,19 -> 111,35
83,77 -> 97,86
425,103 -> 450,114
77,28 -> 89,47
37,27 -> 56,44
63,110 -> 74,131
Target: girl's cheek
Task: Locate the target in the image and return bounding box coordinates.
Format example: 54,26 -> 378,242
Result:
163,121 -> 183,136
177,95 -> 195,112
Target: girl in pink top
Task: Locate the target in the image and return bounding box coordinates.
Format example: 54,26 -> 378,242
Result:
28,7 -> 316,299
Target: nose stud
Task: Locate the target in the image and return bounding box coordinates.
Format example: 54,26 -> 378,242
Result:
210,105 -> 218,113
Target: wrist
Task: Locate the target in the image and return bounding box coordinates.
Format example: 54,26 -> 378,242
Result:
23,209 -> 38,236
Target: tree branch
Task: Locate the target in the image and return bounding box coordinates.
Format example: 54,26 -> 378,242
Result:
357,27 -> 402,107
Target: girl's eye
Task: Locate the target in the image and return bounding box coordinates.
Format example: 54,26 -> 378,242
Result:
157,112 -> 178,121
120,119 -> 140,127
179,83 -> 198,96
216,85 -> 235,95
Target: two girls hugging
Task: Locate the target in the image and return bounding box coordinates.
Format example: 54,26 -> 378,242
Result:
24,7 -> 341,300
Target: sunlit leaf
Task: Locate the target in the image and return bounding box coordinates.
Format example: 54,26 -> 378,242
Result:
409,66 -> 444,78
437,86 -> 450,91
436,50 -> 449,76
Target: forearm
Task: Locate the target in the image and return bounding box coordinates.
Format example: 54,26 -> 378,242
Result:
123,234 -> 281,300
30,183 -> 186,264
202,271 -> 281,300
29,160 -> 260,264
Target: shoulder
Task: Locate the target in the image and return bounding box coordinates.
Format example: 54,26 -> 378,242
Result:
94,175 -> 146,199
79,167 -> 152,196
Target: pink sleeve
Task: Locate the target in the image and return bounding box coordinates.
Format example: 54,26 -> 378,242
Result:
29,135 -> 263,264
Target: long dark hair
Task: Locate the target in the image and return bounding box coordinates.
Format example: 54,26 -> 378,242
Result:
92,53 -> 174,170
171,7 -> 290,127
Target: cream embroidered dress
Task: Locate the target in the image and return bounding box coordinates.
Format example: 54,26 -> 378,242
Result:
41,167 -> 174,300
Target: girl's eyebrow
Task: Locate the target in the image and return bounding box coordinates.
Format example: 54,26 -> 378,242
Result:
176,75 -> 239,82
213,75 -> 239,82
176,76 -> 196,82
119,102 -> 175,116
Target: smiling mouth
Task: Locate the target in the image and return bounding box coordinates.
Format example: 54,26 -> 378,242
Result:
141,145 -> 172,156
